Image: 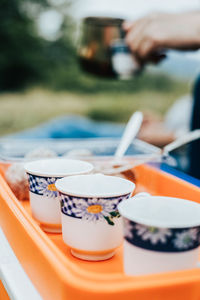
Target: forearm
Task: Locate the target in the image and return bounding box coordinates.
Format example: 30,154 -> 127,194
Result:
124,11 -> 200,60
160,12 -> 200,50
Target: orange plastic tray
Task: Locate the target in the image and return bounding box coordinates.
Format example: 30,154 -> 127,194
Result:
0,281 -> 10,300
1,163 -> 200,300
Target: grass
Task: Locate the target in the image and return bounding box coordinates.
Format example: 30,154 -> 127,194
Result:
0,75 -> 190,137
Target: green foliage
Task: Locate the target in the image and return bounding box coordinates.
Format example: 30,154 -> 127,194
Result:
110,211 -> 120,218
44,54 -> 185,95
104,216 -> 115,226
0,0 -> 75,91
0,0 -> 43,89
0,84 -> 188,136
88,106 -> 129,122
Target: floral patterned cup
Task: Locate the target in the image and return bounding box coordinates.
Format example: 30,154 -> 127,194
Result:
118,193 -> 200,276
55,174 -> 135,261
24,158 -> 93,233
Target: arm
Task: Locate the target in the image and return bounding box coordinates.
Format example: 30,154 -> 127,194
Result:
123,11 -> 200,61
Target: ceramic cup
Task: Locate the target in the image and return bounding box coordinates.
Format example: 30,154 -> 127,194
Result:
24,158 -> 93,233
55,173 -> 135,261
118,193 -> 200,276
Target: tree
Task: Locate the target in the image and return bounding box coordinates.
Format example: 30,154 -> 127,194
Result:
0,0 -> 75,91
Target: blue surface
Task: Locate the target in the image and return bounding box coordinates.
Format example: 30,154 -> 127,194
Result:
6,115 -> 124,139
160,163 -> 200,187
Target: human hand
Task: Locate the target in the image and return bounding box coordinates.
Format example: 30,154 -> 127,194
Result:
123,12 -> 200,62
138,121 -> 175,148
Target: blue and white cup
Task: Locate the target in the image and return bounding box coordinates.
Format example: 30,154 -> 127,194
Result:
118,193 -> 200,276
24,158 -> 93,233
55,174 -> 135,261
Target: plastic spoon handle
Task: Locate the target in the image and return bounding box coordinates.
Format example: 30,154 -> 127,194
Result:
114,111 -> 143,159
163,129 -> 200,155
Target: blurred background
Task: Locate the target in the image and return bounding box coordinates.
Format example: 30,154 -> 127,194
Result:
1,0 -> 200,137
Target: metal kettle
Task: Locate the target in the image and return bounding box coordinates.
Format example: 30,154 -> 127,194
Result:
78,17 -> 140,79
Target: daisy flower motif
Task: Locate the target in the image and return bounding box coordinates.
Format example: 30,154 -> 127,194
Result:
72,197 -> 116,223
37,177 -> 59,198
135,224 -> 172,245
173,228 -> 198,250
124,219 -> 134,239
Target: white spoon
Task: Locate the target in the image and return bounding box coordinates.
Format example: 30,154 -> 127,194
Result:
94,111 -> 143,173
114,111 -> 143,159
162,129 -> 200,156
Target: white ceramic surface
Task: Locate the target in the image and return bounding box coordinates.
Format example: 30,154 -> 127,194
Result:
30,192 -> 61,225
123,240 -> 199,276
118,193 -> 200,276
61,214 -> 123,255
56,174 -> 135,261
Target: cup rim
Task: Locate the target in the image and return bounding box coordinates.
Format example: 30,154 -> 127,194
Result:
118,196 -> 200,228
24,158 -> 94,177
55,173 -> 135,198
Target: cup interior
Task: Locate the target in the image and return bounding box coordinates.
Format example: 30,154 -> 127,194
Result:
24,158 -> 93,177
118,196 -> 200,228
55,173 -> 135,197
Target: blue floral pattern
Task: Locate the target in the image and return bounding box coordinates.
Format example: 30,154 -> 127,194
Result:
27,174 -> 61,198
60,193 -> 131,225
124,219 -> 200,252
